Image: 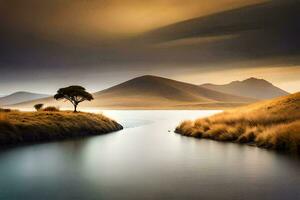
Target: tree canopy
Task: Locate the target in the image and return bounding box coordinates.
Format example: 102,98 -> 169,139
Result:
54,86 -> 93,112
34,103 -> 44,111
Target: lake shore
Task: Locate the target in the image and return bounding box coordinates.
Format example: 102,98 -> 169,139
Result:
175,93 -> 300,154
9,102 -> 249,111
0,111 -> 123,146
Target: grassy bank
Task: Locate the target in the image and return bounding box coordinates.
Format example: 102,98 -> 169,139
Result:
175,92 -> 300,154
0,111 -> 123,145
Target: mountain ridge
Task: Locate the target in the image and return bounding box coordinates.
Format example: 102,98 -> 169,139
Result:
10,75 -> 255,109
201,77 -> 289,99
0,91 -> 50,106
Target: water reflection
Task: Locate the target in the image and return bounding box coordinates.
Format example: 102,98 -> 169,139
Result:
0,110 -> 299,200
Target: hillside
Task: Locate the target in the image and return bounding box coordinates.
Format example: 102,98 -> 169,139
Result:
0,92 -> 49,106
12,75 -> 255,110
92,75 -> 255,108
201,77 -> 289,99
176,92 -> 300,153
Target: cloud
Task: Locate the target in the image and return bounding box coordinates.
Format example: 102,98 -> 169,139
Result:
0,0 -> 299,93
0,0 -> 266,41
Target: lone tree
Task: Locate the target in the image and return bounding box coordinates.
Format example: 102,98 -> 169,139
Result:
34,103 -> 44,111
54,86 -> 93,112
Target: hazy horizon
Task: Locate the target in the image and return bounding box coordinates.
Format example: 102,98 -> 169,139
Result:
0,71 -> 298,96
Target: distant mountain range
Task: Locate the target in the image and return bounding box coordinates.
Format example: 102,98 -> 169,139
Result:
6,76 -> 289,110
0,92 -> 50,107
201,77 -> 289,99
90,75 -> 254,109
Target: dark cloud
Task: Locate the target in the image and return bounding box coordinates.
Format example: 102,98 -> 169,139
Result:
0,0 -> 299,94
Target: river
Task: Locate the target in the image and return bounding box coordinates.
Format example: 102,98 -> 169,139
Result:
0,110 -> 299,200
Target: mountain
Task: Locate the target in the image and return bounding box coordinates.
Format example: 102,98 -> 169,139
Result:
13,75 -> 255,109
0,92 -> 50,107
201,77 -> 289,99
92,75 -> 254,107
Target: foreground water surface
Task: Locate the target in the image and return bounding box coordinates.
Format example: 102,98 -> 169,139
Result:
0,110 -> 299,200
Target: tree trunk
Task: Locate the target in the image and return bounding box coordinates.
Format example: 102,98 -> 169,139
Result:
74,104 -> 78,112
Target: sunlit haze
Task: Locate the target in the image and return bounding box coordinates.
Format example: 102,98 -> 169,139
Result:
0,0 -> 299,95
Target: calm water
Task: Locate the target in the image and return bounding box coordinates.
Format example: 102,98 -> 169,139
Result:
0,110 -> 299,200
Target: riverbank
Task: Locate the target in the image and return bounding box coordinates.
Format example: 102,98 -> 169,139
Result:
175,93 -> 300,154
0,111 -> 123,145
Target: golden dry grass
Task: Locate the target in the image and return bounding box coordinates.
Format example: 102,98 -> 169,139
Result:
0,111 -> 123,145
175,92 -> 300,154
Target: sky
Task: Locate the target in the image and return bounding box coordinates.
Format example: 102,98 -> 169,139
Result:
0,0 -> 299,95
